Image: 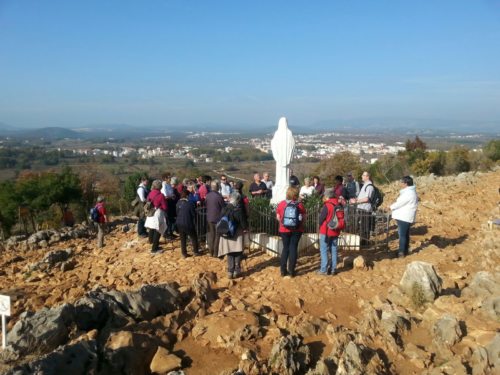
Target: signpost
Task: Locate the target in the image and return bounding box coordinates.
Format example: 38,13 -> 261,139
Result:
0,294 -> 10,349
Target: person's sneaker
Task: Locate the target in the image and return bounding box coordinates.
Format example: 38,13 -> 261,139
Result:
398,253 -> 405,258
316,270 -> 328,276
280,271 -> 288,277
151,249 -> 163,255
233,272 -> 242,279
227,272 -> 234,279
182,253 -> 189,258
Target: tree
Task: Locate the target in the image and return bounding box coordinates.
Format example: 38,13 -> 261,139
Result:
0,181 -> 18,236
484,139 -> 500,162
370,154 -> 410,183
124,171 -> 149,203
445,146 -> 470,174
405,136 -> 427,152
313,152 -> 362,186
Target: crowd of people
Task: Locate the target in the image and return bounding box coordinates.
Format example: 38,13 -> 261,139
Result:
93,170 -> 418,278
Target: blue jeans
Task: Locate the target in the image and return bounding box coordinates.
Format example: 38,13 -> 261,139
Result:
320,234 -> 338,273
396,220 -> 411,256
280,232 -> 302,276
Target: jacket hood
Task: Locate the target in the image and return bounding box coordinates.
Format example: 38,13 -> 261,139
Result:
401,185 -> 416,193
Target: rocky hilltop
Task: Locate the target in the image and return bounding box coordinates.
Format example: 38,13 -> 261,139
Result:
0,170 -> 499,375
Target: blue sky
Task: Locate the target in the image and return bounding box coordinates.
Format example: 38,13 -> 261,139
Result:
1,0 -> 499,129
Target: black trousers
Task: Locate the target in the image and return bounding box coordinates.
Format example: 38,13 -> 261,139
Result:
207,222 -> 220,256
148,229 -> 161,251
357,209 -> 373,244
280,232 -> 302,276
138,217 -> 147,236
179,229 -> 199,256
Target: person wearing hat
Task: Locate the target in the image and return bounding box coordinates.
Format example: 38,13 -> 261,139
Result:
390,176 -> 419,258
95,196 -> 108,248
289,175 -> 300,188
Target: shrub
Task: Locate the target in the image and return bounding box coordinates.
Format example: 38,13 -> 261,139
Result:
484,139 -> 500,162
411,282 -> 427,309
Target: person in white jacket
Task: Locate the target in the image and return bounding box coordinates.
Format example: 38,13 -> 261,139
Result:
390,176 -> 418,258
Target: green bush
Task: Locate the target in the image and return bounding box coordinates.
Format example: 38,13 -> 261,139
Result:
484,139 -> 500,162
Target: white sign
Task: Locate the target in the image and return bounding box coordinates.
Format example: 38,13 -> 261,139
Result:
0,295 -> 10,317
0,294 -> 10,349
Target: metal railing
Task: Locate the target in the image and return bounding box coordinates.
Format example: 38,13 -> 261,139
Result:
194,202 -> 391,254
248,202 -> 390,253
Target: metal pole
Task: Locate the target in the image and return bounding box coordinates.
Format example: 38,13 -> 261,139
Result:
2,314 -> 6,349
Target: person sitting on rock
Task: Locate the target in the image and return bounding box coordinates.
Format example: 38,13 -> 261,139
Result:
217,192 -> 249,279
145,179 -> 168,254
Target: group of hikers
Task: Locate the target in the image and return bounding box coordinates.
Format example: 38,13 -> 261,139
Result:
92,170 -> 418,279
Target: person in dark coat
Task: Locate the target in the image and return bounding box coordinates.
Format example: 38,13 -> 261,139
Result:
176,189 -> 201,258
205,180 -> 225,257
218,192 -> 249,279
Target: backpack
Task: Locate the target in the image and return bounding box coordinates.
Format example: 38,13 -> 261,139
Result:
143,200 -> 156,217
131,186 -> 147,207
90,206 -> 100,222
327,203 -> 344,230
370,185 -> 384,210
282,201 -> 301,229
216,214 -> 236,238
131,197 -> 140,208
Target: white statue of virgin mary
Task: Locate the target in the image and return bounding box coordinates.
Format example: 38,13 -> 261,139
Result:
270,117 -> 295,205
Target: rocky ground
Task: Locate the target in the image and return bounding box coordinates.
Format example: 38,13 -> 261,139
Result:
0,169 -> 499,375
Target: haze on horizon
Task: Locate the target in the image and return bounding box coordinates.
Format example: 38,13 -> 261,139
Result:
1,0 -> 500,130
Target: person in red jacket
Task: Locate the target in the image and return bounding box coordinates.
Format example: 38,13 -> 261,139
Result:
145,180 -> 168,253
318,188 -> 345,275
95,196 -> 108,248
276,187 -> 306,278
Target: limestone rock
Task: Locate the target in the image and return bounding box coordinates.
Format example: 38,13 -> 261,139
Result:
103,331 -> 159,375
106,283 -> 182,321
305,358 -> 334,375
7,304 -> 74,356
463,272 -> 500,299
432,314 -> 464,347
73,295 -> 111,331
268,334 -> 311,375
470,346 -> 489,375
192,310 -> 261,354
486,333 -> 500,371
150,346 -> 182,374
3,340 -> 98,375
353,256 -> 366,270
60,258 -> 77,272
399,261 -> 442,303
336,341 -> 387,375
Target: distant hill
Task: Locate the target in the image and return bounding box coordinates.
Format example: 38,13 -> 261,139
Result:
19,127 -> 81,139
